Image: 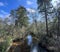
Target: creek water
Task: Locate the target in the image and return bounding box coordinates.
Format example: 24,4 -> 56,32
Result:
27,35 -> 48,52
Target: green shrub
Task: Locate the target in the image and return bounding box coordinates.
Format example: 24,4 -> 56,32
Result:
0,36 -> 12,52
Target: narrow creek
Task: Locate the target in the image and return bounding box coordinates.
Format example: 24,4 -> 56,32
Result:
7,34 -> 48,52
27,35 -> 48,52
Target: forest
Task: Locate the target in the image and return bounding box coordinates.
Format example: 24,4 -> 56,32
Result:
0,0 -> 60,52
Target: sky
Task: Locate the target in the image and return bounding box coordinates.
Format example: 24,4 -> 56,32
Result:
0,0 -> 59,19
0,0 -> 37,18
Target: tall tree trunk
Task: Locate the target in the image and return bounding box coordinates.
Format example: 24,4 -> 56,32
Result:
45,3 -> 48,35
58,11 -> 60,36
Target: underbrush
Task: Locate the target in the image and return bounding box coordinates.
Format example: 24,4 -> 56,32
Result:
0,36 -> 12,52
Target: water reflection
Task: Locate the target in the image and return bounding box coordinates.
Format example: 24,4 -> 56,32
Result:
32,47 -> 37,52
6,34 -> 49,52
26,34 -> 32,46
31,45 -> 48,52
31,45 -> 38,52
27,35 -> 48,52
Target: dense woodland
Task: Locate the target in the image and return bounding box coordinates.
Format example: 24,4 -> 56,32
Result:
0,0 -> 60,52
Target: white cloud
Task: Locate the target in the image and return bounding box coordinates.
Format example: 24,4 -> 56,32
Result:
0,10 -> 10,18
5,14 -> 10,18
0,2 -> 8,7
1,10 -> 8,14
26,8 -> 36,13
0,14 -> 4,17
26,1 -> 33,5
0,2 -> 5,6
0,14 -> 10,18
52,0 -> 60,8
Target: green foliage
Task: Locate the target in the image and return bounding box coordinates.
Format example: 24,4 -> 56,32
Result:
37,0 -> 52,11
0,36 -> 12,52
10,6 -> 29,27
0,1 -> 60,52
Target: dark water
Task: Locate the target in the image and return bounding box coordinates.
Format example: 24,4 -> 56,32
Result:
13,44 -> 48,52
27,35 -> 48,52
8,35 -> 48,52
31,44 -> 38,52
30,44 -> 48,52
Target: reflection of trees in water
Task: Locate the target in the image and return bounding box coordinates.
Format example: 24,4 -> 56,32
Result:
31,44 -> 38,52
31,44 -> 49,52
